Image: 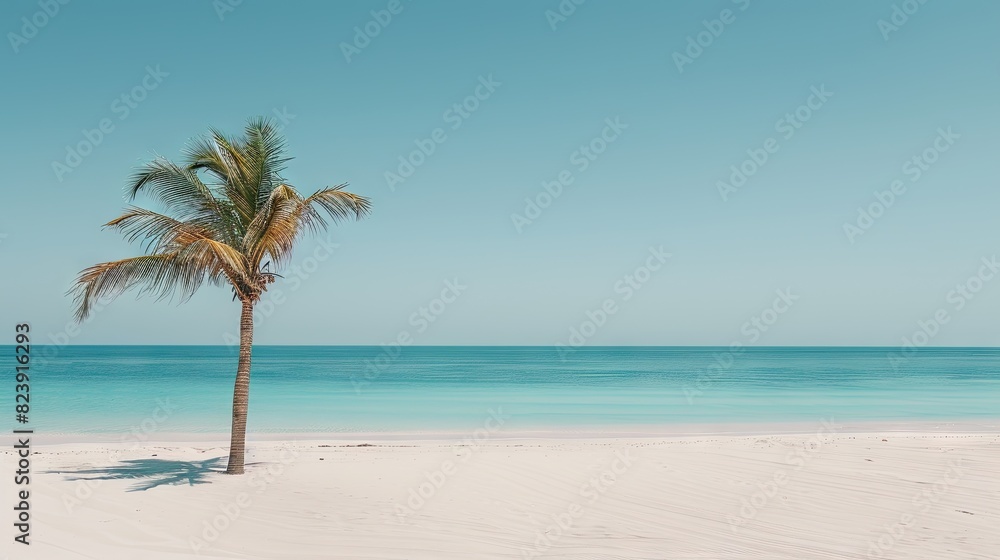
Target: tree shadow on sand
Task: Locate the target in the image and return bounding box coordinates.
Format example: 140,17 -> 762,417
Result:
49,457 -> 225,491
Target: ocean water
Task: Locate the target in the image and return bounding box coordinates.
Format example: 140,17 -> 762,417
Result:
16,346 -> 1000,434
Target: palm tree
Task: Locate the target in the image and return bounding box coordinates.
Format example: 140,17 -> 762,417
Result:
71,117 -> 371,474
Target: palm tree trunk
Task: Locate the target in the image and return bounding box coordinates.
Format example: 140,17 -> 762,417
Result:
225,299 -> 254,474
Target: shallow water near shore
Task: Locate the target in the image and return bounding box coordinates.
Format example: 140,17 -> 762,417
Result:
19,346 -> 1000,433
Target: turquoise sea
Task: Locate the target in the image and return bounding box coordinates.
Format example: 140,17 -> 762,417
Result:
17,346 -> 1000,434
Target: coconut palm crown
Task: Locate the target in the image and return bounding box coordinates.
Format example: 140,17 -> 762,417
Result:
71,117 -> 371,474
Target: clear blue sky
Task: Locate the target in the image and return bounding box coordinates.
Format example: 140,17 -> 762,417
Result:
2,0 -> 999,346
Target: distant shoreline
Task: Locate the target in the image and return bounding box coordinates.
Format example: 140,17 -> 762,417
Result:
31,419 -> 1000,445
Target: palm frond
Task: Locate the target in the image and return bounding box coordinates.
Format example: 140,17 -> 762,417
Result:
210,128 -> 258,225
185,131 -> 254,227
70,254 -> 204,321
126,159 -> 237,244
243,184 -> 304,268
243,117 -> 292,211
176,238 -> 252,292
105,207 -> 216,253
296,184 -> 372,235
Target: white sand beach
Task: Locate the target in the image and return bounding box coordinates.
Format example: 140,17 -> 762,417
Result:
7,428 -> 998,559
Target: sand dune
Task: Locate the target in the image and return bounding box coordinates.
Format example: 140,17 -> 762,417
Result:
7,429 -> 998,559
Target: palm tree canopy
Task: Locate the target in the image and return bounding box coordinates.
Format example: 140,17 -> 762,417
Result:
71,117 -> 371,320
